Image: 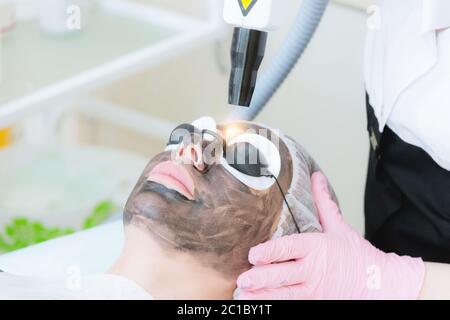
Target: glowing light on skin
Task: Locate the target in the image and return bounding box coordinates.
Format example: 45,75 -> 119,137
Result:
224,125 -> 243,141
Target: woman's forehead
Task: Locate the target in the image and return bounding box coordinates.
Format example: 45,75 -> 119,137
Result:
217,122 -> 273,140
217,121 -> 268,132
217,122 -> 287,152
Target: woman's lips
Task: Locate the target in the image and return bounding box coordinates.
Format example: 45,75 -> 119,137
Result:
147,161 -> 195,200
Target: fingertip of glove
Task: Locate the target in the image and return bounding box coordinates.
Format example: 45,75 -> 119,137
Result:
311,171 -> 327,185
237,274 -> 252,290
248,244 -> 266,265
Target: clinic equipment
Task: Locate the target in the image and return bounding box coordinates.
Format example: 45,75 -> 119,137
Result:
224,0 -> 330,117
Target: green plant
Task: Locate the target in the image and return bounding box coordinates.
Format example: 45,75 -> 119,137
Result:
0,200 -> 117,254
83,200 -> 116,229
0,218 -> 74,253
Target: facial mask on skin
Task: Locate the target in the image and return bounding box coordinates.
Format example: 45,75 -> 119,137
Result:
125,118 -> 340,279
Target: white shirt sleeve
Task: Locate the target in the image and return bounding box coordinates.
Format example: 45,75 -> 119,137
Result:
365,0 -> 450,171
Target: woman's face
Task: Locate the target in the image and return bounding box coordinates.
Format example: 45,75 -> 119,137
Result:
124,121 -> 293,277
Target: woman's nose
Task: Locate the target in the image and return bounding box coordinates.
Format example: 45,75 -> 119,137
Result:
176,143 -> 206,172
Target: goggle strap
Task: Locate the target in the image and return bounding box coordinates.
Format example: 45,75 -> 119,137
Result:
265,173 -> 301,234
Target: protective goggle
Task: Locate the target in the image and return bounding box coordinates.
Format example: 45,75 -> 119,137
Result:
165,122 -> 281,191
164,118 -> 300,233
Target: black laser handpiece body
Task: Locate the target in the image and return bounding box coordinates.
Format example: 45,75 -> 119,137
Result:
228,27 -> 267,107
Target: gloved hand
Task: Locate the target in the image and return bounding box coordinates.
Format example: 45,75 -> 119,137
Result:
237,172 -> 425,300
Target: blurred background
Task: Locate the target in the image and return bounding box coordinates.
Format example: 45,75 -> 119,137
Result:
0,0 -> 373,253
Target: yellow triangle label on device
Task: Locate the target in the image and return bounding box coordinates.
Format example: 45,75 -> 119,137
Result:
241,0 -> 254,10
238,0 -> 258,16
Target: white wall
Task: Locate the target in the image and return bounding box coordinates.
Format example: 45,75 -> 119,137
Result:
91,0 -> 370,233
255,2 -> 369,233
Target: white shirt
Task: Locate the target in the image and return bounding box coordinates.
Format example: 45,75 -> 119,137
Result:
365,0 -> 450,170
0,273 -> 153,300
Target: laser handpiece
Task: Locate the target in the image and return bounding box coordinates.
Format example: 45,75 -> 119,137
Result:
224,0 -> 280,108
224,0 -> 330,116
229,27 -> 267,107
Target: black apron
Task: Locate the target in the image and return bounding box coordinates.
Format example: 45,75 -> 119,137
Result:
365,95 -> 450,263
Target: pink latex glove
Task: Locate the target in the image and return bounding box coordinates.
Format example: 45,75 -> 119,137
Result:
237,172 -> 425,300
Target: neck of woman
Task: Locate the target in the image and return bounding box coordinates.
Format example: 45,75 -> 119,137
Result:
108,224 -> 235,300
